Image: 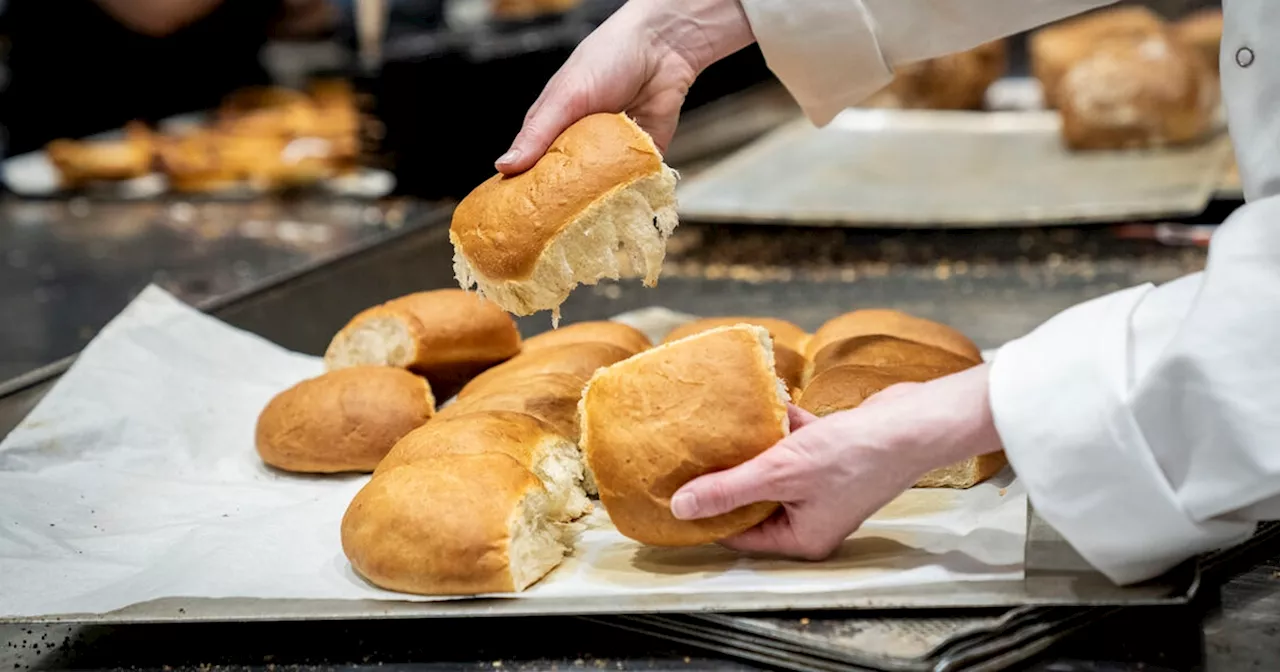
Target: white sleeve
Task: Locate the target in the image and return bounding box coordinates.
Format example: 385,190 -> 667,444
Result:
737,0 -> 1117,126
988,195 -> 1280,585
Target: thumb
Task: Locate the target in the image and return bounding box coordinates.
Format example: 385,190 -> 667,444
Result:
496,85 -> 588,175
671,449 -> 789,521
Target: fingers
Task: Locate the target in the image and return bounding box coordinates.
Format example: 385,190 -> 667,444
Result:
718,510 -> 842,561
496,76 -> 589,175
670,447 -> 792,521
787,404 -> 818,431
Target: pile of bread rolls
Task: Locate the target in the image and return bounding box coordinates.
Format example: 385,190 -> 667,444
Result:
1029,6 -> 1224,151
255,294 -> 1005,597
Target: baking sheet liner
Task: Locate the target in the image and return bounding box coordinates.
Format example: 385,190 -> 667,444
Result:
0,287 -> 1025,619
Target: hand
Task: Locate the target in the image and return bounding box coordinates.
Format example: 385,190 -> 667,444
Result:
496,0 -> 756,174
670,365 -> 1004,560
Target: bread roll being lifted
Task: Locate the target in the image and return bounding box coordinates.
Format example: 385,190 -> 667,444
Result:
521,321 -> 652,357
256,366 -> 434,473
376,410 -> 589,520
663,317 -> 809,396
341,453 -> 568,595
450,113 -> 679,322
324,289 -> 521,397
580,325 -> 790,547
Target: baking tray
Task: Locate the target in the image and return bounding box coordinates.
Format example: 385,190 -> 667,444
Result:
0,222 -> 1199,627
675,109 -> 1234,228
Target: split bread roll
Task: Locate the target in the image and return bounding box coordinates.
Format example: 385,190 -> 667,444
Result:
457,342 -> 632,399
663,317 -> 809,396
255,366 -> 434,473
436,372 -> 585,443
521,321 -> 652,357
342,453 -> 568,595
324,289 -> 521,396
807,309 -> 981,364
376,410 -> 589,520
1030,6 -> 1165,110
450,113 -> 679,322
580,325 -> 790,546
1057,32 -> 1217,151
798,364 -> 1006,489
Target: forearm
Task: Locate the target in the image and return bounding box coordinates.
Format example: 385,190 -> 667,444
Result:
93,0 -> 224,36
643,0 -> 756,74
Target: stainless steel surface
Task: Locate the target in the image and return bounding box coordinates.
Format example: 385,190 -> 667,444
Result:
0,197 -> 436,382
676,110 -> 1234,227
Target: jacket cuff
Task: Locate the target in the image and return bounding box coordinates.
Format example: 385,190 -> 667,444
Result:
738,0 -> 893,126
989,285 -> 1254,585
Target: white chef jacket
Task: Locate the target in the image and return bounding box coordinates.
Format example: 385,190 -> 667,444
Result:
738,0 -> 1280,585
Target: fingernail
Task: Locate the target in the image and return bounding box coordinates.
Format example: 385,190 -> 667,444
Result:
496,149 -> 521,167
671,492 -> 697,520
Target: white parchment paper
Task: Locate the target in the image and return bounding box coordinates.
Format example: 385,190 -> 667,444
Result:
0,286 -> 1026,618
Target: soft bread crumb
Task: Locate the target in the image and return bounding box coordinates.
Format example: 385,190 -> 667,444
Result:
533,436 -> 592,520
325,315 -> 414,370
507,489 -> 570,591
453,167 -> 679,324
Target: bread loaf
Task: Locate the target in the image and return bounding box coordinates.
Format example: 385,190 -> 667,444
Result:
341,453 -> 568,595
435,372 -> 585,440
580,325 -> 789,546
1172,8 -> 1224,72
324,289 -> 521,397
457,342 -> 631,399
1058,32 -> 1216,151
807,310 -> 981,363
521,321 -> 652,357
808,335 -> 977,386
798,364 -> 1006,488
376,410 -> 589,520
1030,6 -> 1165,109
869,40 -> 1007,111
450,113 -> 679,322
255,367 -> 434,473
663,317 -> 809,396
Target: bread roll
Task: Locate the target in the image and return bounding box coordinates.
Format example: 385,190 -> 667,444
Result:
1030,6 -> 1165,109
808,335 -> 977,386
580,325 -> 789,546
1172,9 -> 1223,72
873,40 -> 1007,111
341,453 -> 567,595
435,372 -> 585,442
457,342 -> 631,400
521,321 -> 652,357
798,364 -> 1006,488
376,410 -> 589,520
324,290 -> 521,397
1058,32 -> 1216,151
663,317 -> 809,396
807,310 -> 981,363
450,113 -> 679,322
255,367 -> 434,473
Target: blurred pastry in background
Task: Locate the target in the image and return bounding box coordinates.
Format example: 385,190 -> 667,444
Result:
864,40 -> 1008,111
45,122 -> 156,188
1030,6 -> 1166,110
1172,8 -> 1225,73
491,0 -> 581,21
1057,31 -> 1217,151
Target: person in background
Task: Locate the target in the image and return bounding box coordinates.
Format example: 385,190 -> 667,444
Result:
499,0 -> 1279,587
0,0 -> 336,156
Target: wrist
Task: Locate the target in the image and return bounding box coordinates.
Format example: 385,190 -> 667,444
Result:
642,0 -> 756,74
853,365 -> 1004,480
